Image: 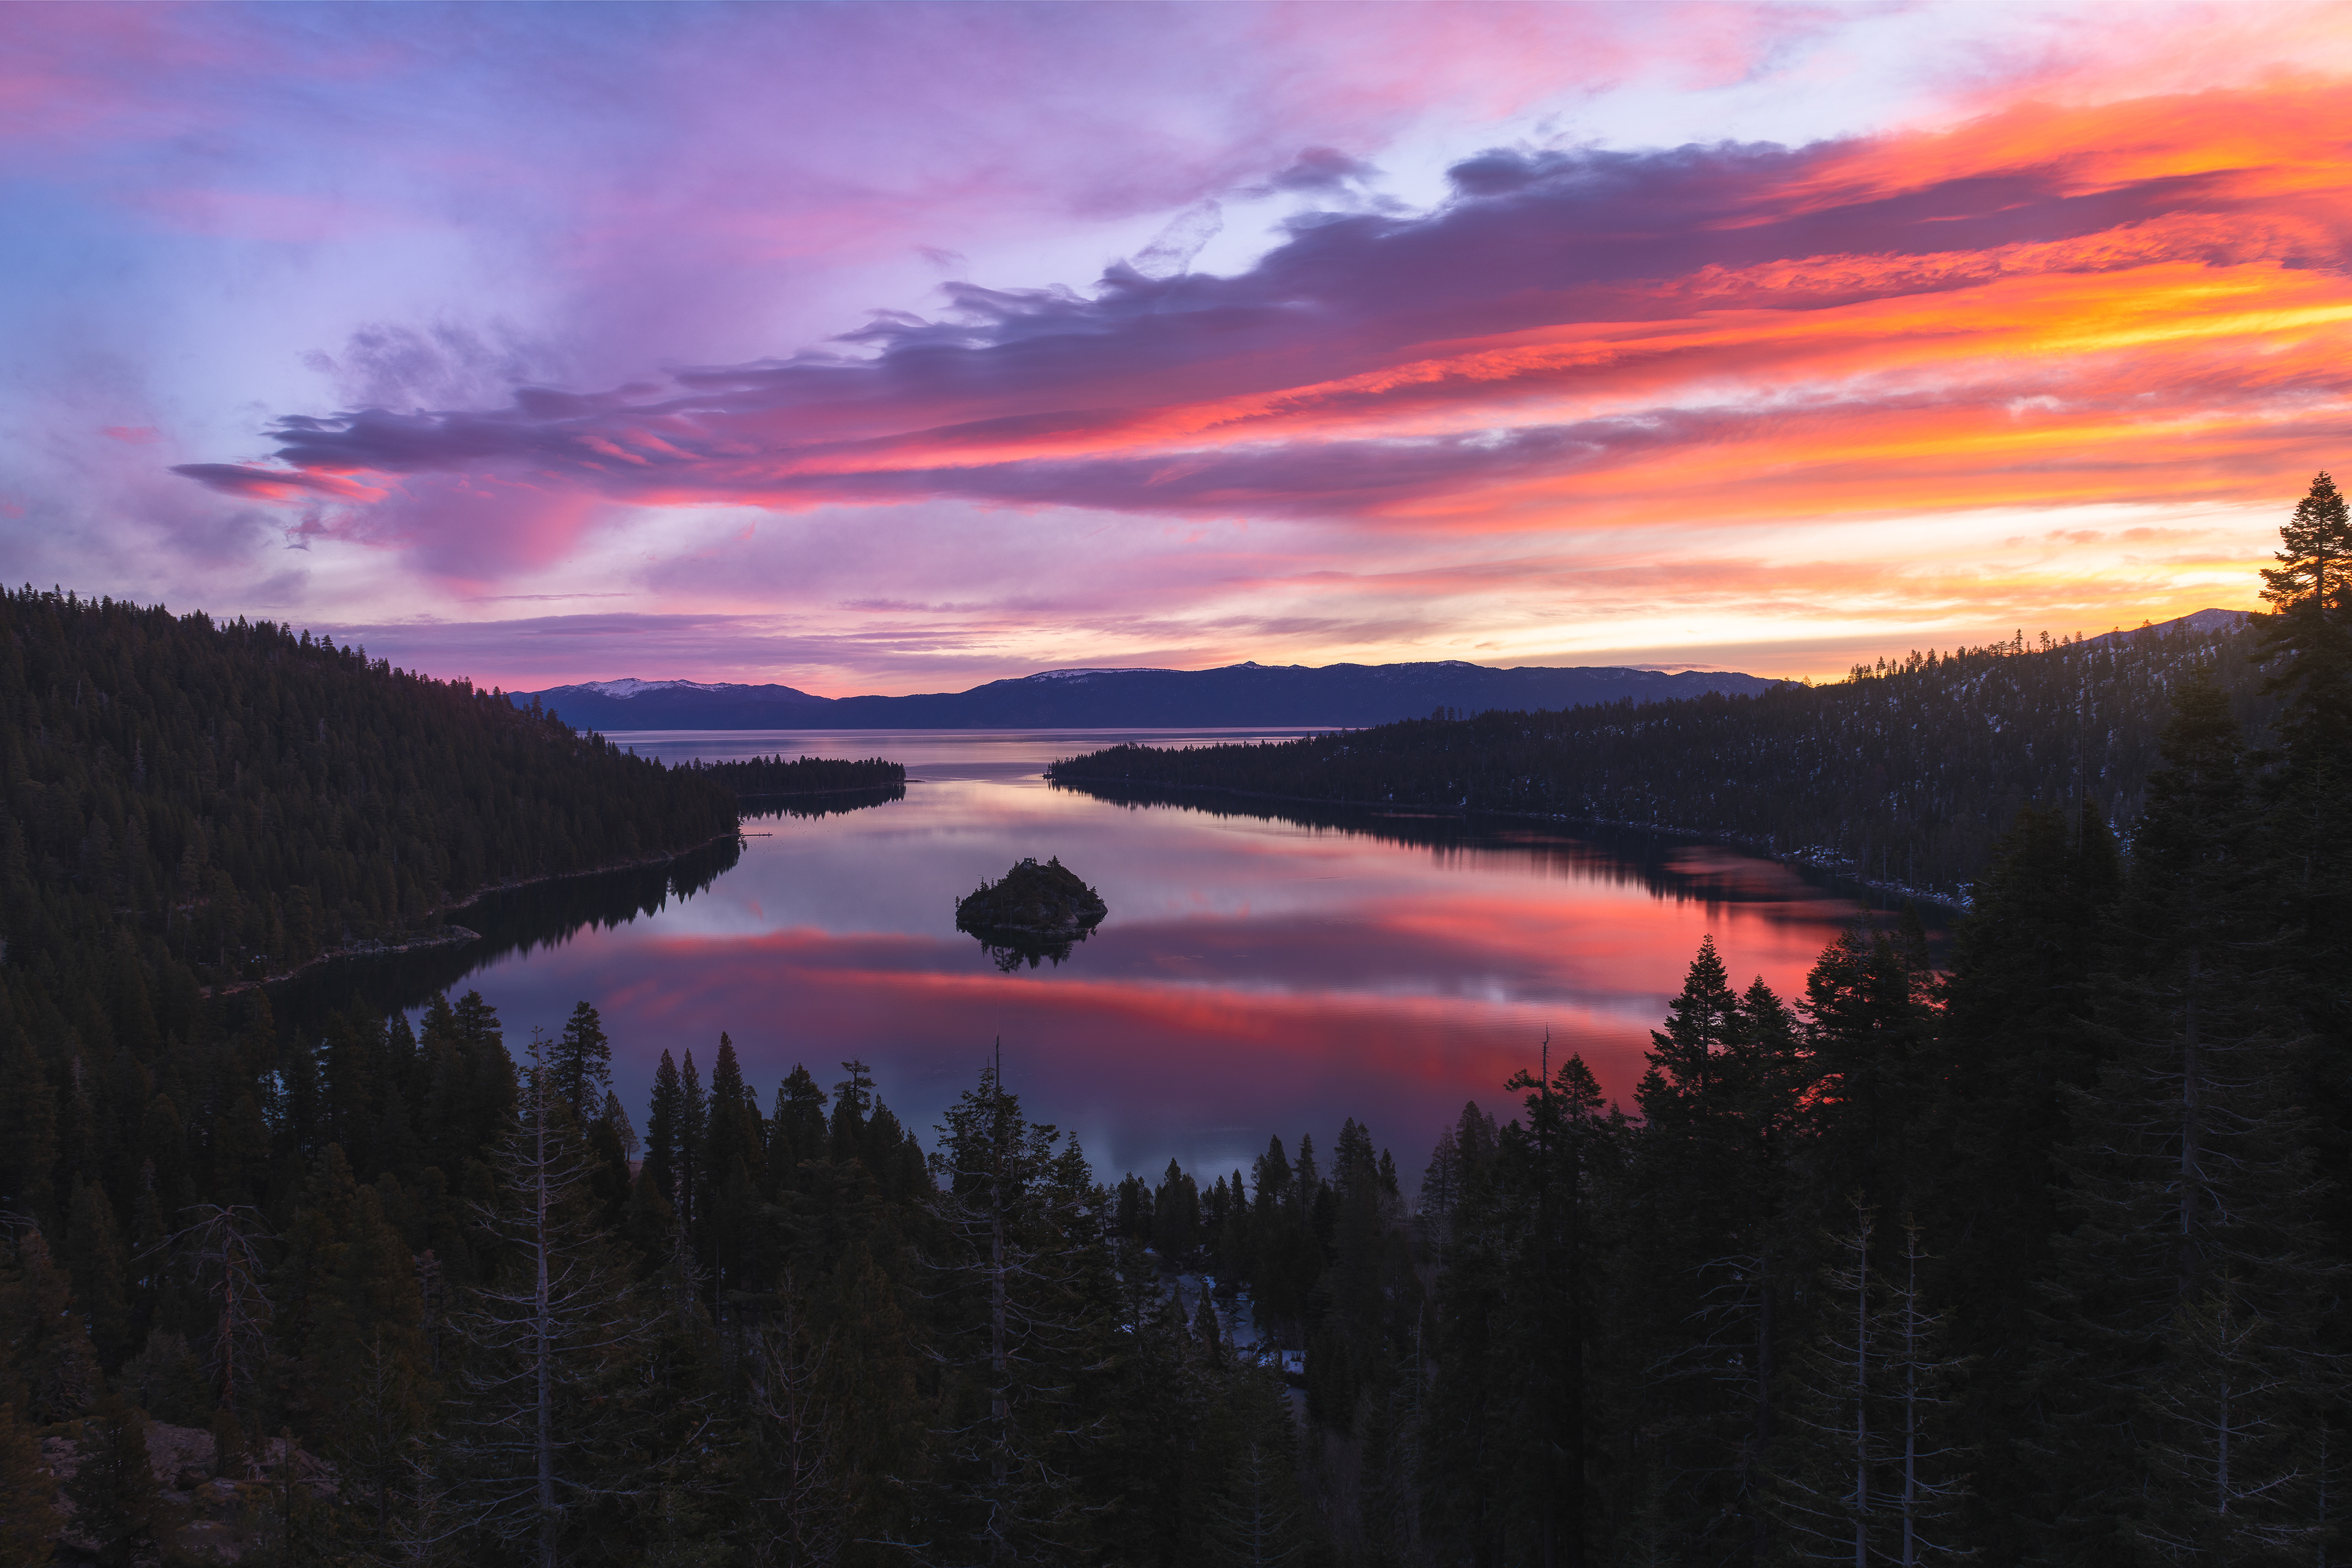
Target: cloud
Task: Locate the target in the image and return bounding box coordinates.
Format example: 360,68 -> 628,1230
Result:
181,83 -> 2352,548
13,2 -> 2351,687
172,464 -> 386,503
1243,146 -> 1384,198
1129,200 -> 1224,280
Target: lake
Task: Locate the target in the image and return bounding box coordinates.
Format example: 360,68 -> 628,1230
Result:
281,729 -> 1929,1191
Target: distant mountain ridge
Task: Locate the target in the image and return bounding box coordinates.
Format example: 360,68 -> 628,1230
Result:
513,658 -> 1784,731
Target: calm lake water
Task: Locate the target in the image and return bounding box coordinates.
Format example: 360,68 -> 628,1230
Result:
282,729 -> 1928,1189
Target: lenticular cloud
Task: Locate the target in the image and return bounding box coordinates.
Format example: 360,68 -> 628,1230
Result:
176,85 -> 2352,535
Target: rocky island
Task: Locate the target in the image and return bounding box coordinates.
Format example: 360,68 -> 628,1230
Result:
954,856 -> 1108,970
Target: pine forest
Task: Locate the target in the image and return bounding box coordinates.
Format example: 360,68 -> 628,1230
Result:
0,473 -> 2347,1566
1050,612 -> 2272,902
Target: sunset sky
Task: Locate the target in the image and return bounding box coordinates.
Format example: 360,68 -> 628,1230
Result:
7,1 -> 2350,692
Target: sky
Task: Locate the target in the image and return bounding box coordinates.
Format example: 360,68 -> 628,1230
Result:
5,1 -> 2351,693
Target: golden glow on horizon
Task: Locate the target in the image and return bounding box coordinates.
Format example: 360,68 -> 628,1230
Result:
174,74 -> 2352,688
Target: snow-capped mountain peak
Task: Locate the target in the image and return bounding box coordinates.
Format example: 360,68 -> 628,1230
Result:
1022,667 -> 1175,682
568,678 -> 741,699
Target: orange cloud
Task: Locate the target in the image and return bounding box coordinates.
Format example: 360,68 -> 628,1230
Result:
181,77 -> 2352,668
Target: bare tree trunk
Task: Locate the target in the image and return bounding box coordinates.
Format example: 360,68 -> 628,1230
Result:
221,1261 -> 239,1415
1564,1121 -> 1586,1568
2319,1424 -> 2330,1568
1537,1044 -> 1556,1568
2179,947 -> 2204,1303
1852,1229 -> 1870,1568
990,1083 -> 1009,1567
2215,1360 -> 2231,1522
538,1090 -> 557,1568
168,1205 -> 273,1442
1752,1246 -> 1775,1566
1901,1246 -> 1918,1568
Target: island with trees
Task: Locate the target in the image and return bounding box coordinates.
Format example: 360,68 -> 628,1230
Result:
679,753 -> 905,799
952,856 -> 1110,971
0,474 -> 2343,1564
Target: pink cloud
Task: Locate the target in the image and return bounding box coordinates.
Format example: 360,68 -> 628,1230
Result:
179,84 -> 2352,538
174,464 -> 385,503
13,2 -> 2352,688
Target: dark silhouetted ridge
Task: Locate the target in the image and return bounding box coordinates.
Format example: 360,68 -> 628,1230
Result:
518,658 -> 1779,730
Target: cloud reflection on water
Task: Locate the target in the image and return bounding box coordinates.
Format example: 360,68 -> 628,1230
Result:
428,735 -> 1901,1187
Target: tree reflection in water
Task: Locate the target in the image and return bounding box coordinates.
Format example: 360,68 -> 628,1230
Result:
962,924 -> 1089,973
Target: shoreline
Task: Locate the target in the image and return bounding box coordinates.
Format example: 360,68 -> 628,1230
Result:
1047,774 -> 1969,912
731,782 -> 905,801
204,827 -> 742,997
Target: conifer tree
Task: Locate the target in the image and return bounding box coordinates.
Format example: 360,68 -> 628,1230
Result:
549,1002 -> 612,1120
645,1049 -> 683,1214
0,1399 -> 59,1568
677,1049 -> 706,1240
586,1095 -> 635,1233
2256,471 -> 2352,767
63,1390 -> 162,1568
2037,673 -> 2336,1561
1426,1050 -> 1622,1564
62,1181 -> 129,1369
420,991 -> 516,1186
1152,1159 -> 1201,1264
448,1031 -> 658,1568
118,1329 -> 207,1427
1771,1211 -> 1970,1564
2254,473 -> 2352,1423
2130,1275 -> 2321,1563
321,1010 -> 389,1175
1926,801 -> 2117,1553
1798,917 -> 1940,1226
161,1205 -> 271,1421
1200,1371 -> 1308,1568
0,1044 -> 58,1233
278,1144 -> 431,1455
745,1287 -> 849,1567
598,1090 -> 638,1161
829,1059 -> 875,1164
337,1324 -> 438,1545
769,1066 -> 828,1191
817,1243 -> 926,1561
1617,938 -> 1804,1559
0,1225 -> 99,1424
926,1054 -> 1104,1564
699,1033 -> 766,1300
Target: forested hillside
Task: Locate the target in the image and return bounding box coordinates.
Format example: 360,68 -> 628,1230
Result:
1394,478 -> 2352,1562
0,477 -> 2344,1566
519,660 -> 1776,731
0,584 -> 736,1039
1052,611 -> 2267,900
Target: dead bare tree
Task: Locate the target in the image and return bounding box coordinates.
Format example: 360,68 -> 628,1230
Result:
745,1286 -> 848,1568
161,1202 -> 275,1427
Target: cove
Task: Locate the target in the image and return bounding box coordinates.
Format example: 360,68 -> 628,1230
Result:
274,728 -> 1938,1187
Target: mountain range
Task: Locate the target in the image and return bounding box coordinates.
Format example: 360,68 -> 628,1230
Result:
511,658 -> 1785,731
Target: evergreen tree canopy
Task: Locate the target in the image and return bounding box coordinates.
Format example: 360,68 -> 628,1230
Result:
1052,614 -> 2269,899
